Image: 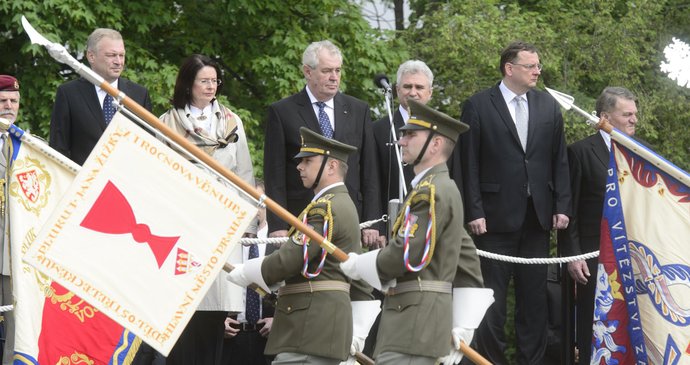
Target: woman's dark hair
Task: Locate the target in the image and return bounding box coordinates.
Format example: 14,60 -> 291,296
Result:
172,54 -> 223,109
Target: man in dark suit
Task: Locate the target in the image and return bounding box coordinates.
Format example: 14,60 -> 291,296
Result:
558,87 -> 638,364
49,28 -> 152,165
263,40 -> 382,247
48,29 -> 155,365
460,41 -> 571,365
372,60 -> 432,231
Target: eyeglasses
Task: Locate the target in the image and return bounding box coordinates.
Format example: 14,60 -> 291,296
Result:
196,78 -> 222,86
509,62 -> 543,71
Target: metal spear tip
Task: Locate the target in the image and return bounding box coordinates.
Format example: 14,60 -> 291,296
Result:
545,87 -> 575,111
21,15 -> 75,66
21,15 -> 51,46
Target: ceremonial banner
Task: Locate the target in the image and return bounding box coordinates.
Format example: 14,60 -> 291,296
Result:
6,125 -> 140,364
592,133 -> 690,365
24,112 -> 257,355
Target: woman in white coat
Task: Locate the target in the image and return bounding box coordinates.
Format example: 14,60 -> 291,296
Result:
159,54 -> 255,365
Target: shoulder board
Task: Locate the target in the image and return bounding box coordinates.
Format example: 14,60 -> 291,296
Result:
315,193 -> 335,203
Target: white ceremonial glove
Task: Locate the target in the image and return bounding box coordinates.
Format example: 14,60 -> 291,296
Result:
339,250 -> 395,291
440,288 -> 495,364
340,252 -> 363,280
226,256 -> 272,293
226,263 -> 251,287
340,300 -> 382,365
439,328 -> 475,364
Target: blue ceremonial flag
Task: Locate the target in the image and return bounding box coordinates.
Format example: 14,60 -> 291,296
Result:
592,131 -> 690,365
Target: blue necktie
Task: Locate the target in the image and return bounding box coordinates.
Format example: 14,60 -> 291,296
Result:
103,94 -> 116,124
315,102 -> 334,138
245,244 -> 261,324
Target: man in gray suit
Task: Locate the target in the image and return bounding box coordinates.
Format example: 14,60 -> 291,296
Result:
460,41 -> 571,365
49,28 -> 152,165
0,74 -> 20,365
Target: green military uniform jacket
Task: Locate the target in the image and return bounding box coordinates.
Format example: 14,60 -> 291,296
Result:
261,183 -> 371,360
374,163 -> 483,358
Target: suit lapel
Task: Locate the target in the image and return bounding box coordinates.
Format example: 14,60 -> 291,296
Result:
591,133 -> 609,169
78,78 -> 107,129
333,93 -> 351,141
489,85 -> 522,150
295,88 -> 322,133
393,110 -> 404,131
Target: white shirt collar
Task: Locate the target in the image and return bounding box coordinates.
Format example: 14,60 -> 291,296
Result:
95,79 -> 119,107
410,167 -> 433,188
313,182 -> 345,201
499,80 -> 526,105
399,105 -> 410,124
95,79 -> 119,96
599,129 -> 612,151
306,86 -> 334,109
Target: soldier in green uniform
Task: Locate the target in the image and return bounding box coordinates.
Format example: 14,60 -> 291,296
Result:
340,100 -> 494,365
228,127 -> 374,365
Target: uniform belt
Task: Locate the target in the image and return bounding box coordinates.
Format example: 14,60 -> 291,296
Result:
386,279 -> 452,296
277,280 -> 350,297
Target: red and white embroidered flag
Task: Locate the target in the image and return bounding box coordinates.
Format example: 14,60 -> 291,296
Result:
6,123 -> 141,364
24,112 -> 257,355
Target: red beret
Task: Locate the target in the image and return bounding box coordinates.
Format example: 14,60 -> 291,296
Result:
0,75 -> 19,92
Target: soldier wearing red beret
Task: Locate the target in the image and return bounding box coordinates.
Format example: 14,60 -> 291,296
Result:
0,74 -> 20,124
0,73 -> 19,364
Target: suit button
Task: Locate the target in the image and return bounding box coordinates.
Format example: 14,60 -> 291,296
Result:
287,306 -> 292,312
397,305 -> 401,310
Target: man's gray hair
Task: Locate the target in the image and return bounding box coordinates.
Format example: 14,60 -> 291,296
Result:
396,60 -> 434,87
302,40 -> 342,69
87,28 -> 123,53
595,87 -> 636,116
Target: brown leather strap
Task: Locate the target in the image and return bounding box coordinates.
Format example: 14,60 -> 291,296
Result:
386,279 -> 452,296
277,280 -> 350,296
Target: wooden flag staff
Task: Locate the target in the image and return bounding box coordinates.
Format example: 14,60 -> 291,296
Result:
21,16 -> 490,365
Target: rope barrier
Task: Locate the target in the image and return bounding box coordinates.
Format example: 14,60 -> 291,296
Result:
241,216 -> 601,264
0,304 -> 13,313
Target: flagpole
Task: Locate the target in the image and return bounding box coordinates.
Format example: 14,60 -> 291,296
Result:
20,16 -> 348,265
0,118 -> 80,174
22,17 -> 491,365
545,86 -> 690,185
603,123 -> 690,186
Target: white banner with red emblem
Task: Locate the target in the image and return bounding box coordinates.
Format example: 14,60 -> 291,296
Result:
23,112 -> 257,355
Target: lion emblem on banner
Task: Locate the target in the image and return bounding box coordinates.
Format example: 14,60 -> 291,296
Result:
9,156 -> 52,216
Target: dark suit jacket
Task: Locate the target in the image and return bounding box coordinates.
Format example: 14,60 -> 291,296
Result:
49,77 -> 152,165
263,88 -> 381,233
460,83 -> 571,232
372,110 -> 414,216
558,133 -> 608,255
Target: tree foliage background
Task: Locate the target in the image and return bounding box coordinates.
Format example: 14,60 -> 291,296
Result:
1,0 -> 689,173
